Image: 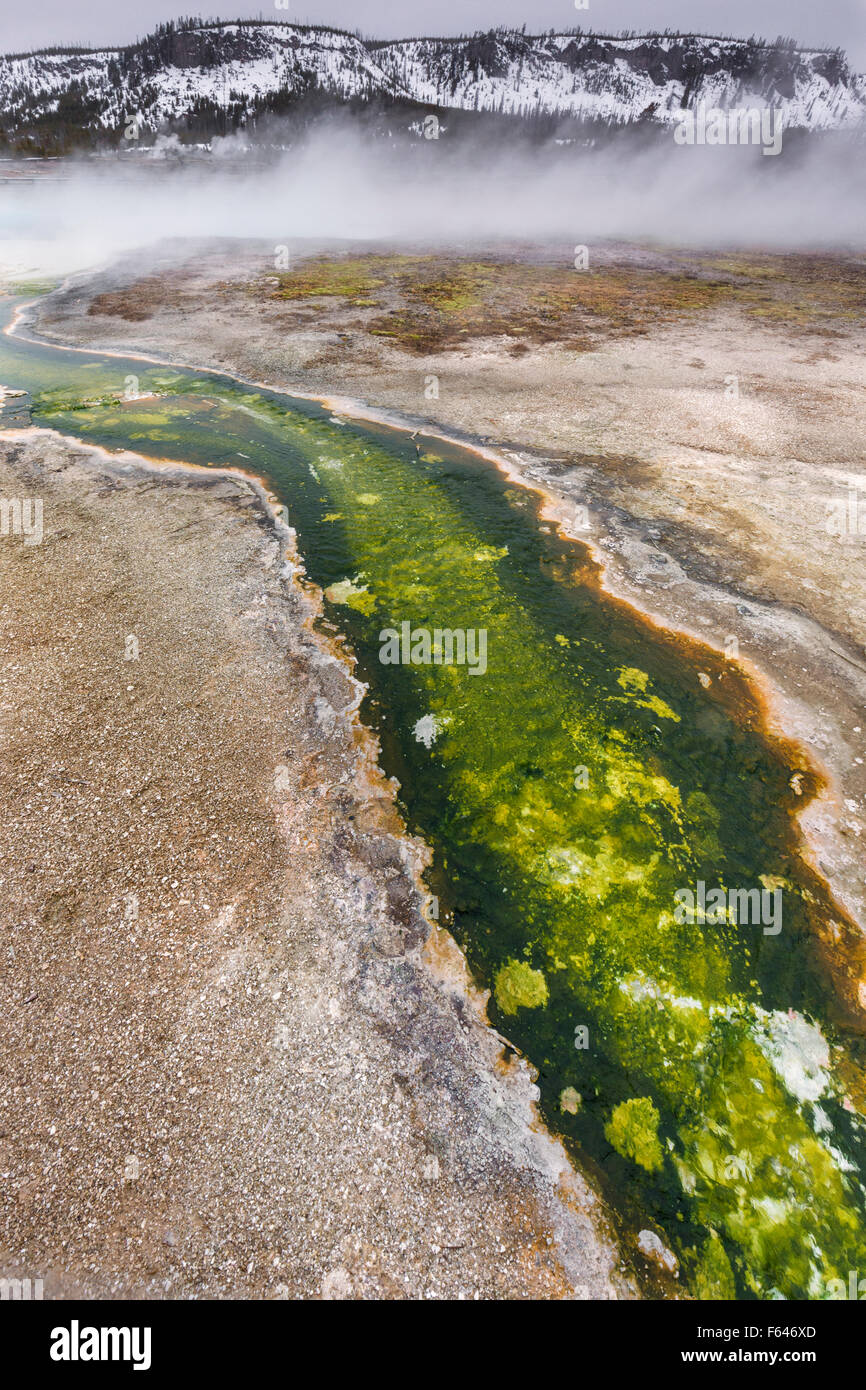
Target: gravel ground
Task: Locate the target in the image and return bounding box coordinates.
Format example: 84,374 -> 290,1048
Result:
0,428 -> 632,1300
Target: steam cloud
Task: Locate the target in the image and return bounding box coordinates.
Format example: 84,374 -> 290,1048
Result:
2,119 -> 865,279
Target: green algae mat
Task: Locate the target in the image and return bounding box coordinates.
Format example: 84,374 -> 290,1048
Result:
3,299 -> 866,1299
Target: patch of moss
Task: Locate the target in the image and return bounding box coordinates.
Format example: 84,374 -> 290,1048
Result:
6,280 -> 56,296
257,253 -> 745,355
271,259 -> 386,305
693,1233 -> 737,1300
323,577 -> 377,615
615,666 -> 680,722
605,1097 -> 664,1173
494,959 -> 549,1014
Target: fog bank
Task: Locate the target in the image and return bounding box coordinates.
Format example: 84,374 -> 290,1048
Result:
2,123 -> 865,280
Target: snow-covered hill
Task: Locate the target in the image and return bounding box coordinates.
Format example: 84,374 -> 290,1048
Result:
1,21 -> 864,150
374,31 -> 866,129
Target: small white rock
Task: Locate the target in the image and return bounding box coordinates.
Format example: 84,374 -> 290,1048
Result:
637,1229 -> 678,1273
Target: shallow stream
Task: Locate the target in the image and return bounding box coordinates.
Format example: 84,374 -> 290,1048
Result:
2,298 -> 865,1297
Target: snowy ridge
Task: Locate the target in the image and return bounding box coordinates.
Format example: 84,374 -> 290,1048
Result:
373,31 -> 866,130
1,22 -> 864,147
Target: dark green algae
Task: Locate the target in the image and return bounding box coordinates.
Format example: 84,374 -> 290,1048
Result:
3,298 -> 866,1299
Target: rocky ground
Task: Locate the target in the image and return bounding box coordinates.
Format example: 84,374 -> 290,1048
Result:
0,427 -> 630,1299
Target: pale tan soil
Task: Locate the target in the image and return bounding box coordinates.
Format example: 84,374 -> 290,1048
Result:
0,429 -> 631,1299
29,239 -> 866,965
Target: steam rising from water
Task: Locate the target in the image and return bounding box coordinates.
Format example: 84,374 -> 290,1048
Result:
2,121 -> 865,278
